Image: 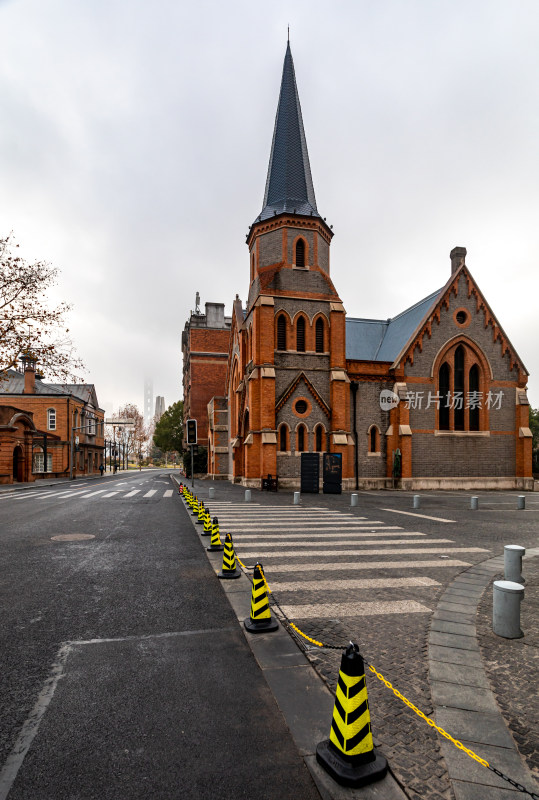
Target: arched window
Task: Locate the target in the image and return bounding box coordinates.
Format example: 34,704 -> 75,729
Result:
251,252 -> 255,281
277,314 -> 287,351
297,424 -> 306,453
315,318 -> 324,353
439,362 -> 450,430
244,410 -> 249,436
279,424 -> 288,452
369,426 -> 380,453
315,425 -> 324,452
296,316 -> 306,352
33,447 -> 52,473
469,364 -> 480,431
454,345 -> 465,431
436,341 -> 487,432
47,408 -> 56,431
295,238 -> 305,267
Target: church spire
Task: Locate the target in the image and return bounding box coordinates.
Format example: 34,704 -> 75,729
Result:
257,42 -> 320,223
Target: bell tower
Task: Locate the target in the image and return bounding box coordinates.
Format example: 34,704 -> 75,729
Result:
237,42 -> 350,487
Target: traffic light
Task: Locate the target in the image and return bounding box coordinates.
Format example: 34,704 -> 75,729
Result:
186,419 -> 197,445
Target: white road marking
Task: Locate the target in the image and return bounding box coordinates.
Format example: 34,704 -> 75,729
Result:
278,600 -> 431,618
237,546 -> 486,558
379,508 -> 456,523
262,559 -> 471,572
75,490 -> 108,498
163,490 -> 173,497
230,538 -> 454,548
270,577 -> 441,591
102,492 -> 120,498
229,531 -> 425,539
124,490 -> 140,497
143,490 -> 157,498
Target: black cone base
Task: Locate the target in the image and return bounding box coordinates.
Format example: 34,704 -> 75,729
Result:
218,569 -> 241,579
244,615 -> 279,634
207,544 -> 224,551
316,740 -> 388,788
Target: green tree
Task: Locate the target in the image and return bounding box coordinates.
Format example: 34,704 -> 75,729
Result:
153,401 -> 184,454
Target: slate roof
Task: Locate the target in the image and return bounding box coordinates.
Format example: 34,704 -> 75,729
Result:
346,289 -> 442,362
257,42 -> 319,224
0,370 -> 100,407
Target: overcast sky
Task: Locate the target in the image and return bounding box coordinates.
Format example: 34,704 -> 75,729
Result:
1,0 -> 538,417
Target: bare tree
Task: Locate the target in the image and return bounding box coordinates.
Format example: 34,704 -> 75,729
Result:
106,403 -> 149,469
0,234 -> 84,379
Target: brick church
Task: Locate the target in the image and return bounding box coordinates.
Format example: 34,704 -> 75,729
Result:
183,42 -> 533,491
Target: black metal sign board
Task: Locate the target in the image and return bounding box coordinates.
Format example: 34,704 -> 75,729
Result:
323,452 -> 342,494
300,452 -> 320,493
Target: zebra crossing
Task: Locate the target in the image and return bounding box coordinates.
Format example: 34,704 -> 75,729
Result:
204,501 -> 489,621
3,486 -> 175,502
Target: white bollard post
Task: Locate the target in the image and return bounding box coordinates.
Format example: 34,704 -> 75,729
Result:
493,580 -> 524,638
517,495 -> 526,510
209,487 -> 215,500
471,496 -> 479,511
293,491 -> 300,505
413,495 -> 420,510
351,493 -> 358,507
504,545 -> 526,583
245,489 -> 251,502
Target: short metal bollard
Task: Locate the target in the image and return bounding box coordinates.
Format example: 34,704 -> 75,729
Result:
493,580 -> 524,639
293,491 -> 300,505
471,496 -> 479,511
245,489 -> 251,502
209,487 -> 215,500
351,493 -> 358,507
504,544 -> 526,583
517,495 -> 526,510
413,495 -> 420,509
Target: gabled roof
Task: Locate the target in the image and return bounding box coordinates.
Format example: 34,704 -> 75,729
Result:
276,371 -> 330,417
0,370 -> 102,407
257,42 -> 319,224
346,289 -> 441,362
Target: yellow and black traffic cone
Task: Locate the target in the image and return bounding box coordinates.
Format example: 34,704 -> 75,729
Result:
316,643 -> 387,788
244,562 -> 278,633
202,509 -> 212,536
218,533 -> 241,579
192,496 -> 199,516
207,517 -> 224,551
197,501 -> 206,524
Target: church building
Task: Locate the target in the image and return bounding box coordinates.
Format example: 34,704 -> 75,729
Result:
197,42 -> 533,491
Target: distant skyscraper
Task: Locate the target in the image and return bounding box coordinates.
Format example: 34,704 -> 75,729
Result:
155,396 -> 165,421
144,378 -> 153,425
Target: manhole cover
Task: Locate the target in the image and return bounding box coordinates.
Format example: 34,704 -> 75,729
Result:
51,534 -> 96,542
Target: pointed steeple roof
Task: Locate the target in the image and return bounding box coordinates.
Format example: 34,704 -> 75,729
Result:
257,42 -> 320,223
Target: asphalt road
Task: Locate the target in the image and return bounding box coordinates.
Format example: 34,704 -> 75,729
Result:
0,471 -> 321,800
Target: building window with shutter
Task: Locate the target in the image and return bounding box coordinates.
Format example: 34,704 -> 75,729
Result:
315,317 -> 324,353
315,425 -> 324,452
296,316 -> 306,352
295,238 -> 306,267
277,314 -> 287,350
297,424 -> 306,452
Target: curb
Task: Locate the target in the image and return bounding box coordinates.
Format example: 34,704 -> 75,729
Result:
171,476 -> 408,800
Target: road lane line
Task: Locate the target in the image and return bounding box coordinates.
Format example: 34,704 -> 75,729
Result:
379,508 -> 456,523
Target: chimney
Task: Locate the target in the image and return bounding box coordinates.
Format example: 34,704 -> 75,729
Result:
21,353 -> 36,394
205,302 -> 225,328
450,246 -> 466,275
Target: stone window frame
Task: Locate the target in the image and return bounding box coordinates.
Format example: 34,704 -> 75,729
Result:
32,446 -> 53,473
47,407 -> 56,431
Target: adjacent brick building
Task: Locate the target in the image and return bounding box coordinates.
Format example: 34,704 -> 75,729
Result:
0,354 -> 105,483
192,42 -> 533,490
182,302 -> 231,456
